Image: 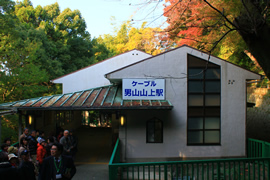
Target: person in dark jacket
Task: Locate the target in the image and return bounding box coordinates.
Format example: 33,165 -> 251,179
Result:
0,151 -> 19,179
59,130 -> 73,156
28,130 -> 38,174
28,130 -> 38,156
18,150 -> 36,180
45,136 -> 55,157
69,130 -> 78,160
40,143 -> 76,180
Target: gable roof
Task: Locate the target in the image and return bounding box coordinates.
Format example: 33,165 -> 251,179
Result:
105,45 -> 263,79
51,49 -> 151,82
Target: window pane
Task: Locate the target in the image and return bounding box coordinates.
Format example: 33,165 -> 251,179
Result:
205,107 -> 220,116
155,129 -> 162,142
205,131 -> 220,143
205,117 -> 220,129
188,69 -> 204,79
147,119 -> 163,143
188,56 -> 208,67
188,107 -> 204,116
189,81 -> 204,92
205,95 -> 220,106
189,95 -> 203,106
155,121 -> 162,129
188,117 -> 203,129
147,122 -> 155,142
205,81 -> 220,93
188,55 -> 220,68
205,69 -> 220,79
188,131 -> 203,144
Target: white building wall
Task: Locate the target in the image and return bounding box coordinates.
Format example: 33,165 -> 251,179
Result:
107,46 -> 261,160
52,50 -> 152,93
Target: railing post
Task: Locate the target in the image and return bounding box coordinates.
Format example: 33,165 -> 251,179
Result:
0,116 -> 2,144
164,164 -> 168,180
217,162 -> 220,180
262,141 -> 265,158
109,165 -> 117,180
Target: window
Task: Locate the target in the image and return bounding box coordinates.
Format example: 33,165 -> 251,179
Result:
56,111 -> 73,127
147,118 -> 163,143
187,54 -> 221,145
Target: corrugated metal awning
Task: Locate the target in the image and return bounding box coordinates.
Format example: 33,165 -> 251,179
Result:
0,85 -> 173,111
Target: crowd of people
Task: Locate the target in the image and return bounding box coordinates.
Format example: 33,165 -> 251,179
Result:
0,128 -> 78,180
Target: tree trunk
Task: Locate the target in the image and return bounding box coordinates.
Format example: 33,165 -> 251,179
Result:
238,24 -> 270,79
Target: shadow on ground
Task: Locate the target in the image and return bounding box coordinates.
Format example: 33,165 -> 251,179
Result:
72,126 -> 113,180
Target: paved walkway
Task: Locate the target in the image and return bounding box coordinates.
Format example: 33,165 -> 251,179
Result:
72,126 -> 113,180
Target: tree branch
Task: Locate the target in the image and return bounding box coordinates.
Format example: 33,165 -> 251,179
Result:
209,28 -> 236,53
203,0 -> 238,29
241,0 -> 253,21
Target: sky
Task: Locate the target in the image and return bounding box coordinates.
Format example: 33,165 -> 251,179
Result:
19,0 -> 167,38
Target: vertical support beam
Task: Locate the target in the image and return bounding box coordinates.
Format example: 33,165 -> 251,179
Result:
18,112 -> 22,142
119,115 -> 126,163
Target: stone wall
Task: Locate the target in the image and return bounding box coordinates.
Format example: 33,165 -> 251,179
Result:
247,87 -> 270,142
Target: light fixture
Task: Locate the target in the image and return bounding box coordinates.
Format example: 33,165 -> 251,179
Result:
29,115 -> 33,125
120,115 -> 125,126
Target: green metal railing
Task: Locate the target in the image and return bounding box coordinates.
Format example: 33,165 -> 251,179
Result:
110,157 -> 270,180
248,138 -> 270,158
109,138 -> 121,179
109,138 -> 270,180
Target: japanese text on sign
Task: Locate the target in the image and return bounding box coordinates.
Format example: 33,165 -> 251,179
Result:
122,79 -> 165,100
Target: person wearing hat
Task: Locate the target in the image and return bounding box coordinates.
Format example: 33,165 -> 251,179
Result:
37,138 -> 47,165
18,150 -> 36,180
8,153 -> 18,168
0,151 -> 19,179
37,138 -> 47,179
7,146 -> 18,155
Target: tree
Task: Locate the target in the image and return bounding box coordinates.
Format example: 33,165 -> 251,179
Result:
0,0 -> 113,142
163,0 -> 270,79
0,24 -> 50,102
0,0 -> 112,102
13,0 -> 96,77
100,21 -> 162,56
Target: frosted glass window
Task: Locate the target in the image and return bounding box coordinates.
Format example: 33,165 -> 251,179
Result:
205,117 -> 220,129
189,81 -> 204,92
205,81 -> 220,92
205,131 -> 220,143
188,117 -> 203,129
189,95 -> 203,106
205,69 -> 220,79
188,131 -> 203,144
205,95 -> 220,106
188,69 -> 204,79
